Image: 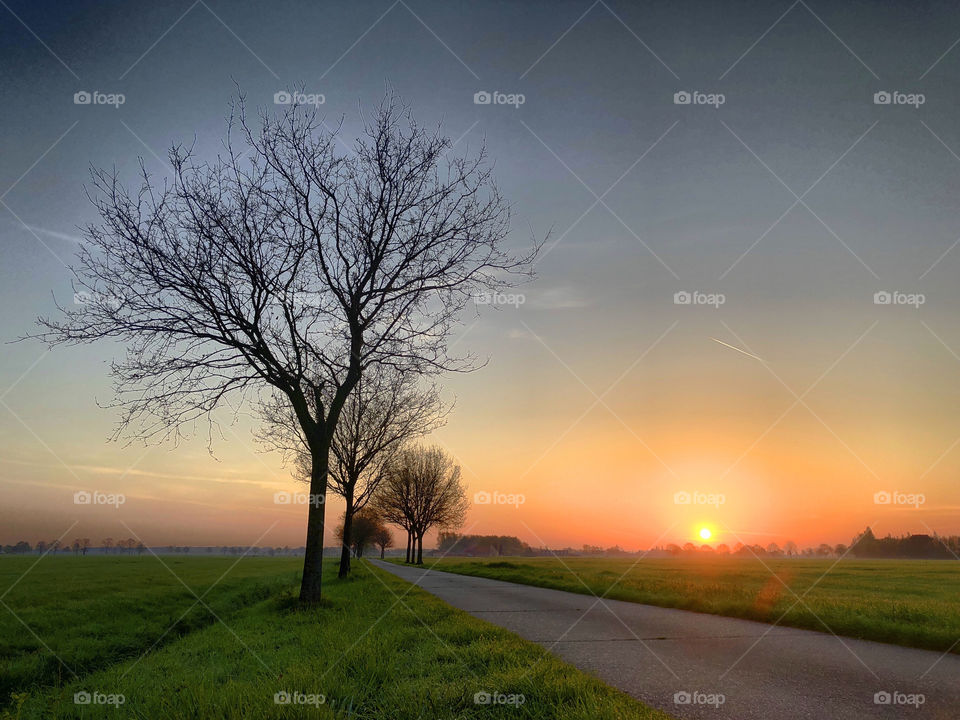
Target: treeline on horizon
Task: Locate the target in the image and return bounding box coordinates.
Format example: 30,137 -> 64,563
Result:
436,527 -> 960,560
3,526 -> 957,559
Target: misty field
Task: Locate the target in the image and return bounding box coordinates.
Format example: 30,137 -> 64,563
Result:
0,556 -> 669,719
420,557 -> 960,653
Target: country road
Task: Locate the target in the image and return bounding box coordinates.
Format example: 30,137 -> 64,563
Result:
372,560 -> 960,719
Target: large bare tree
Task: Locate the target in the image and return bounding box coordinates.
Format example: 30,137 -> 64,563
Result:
374,444 -> 468,564
35,92 -> 535,601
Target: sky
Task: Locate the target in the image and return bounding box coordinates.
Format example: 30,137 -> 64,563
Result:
3,0 -> 960,551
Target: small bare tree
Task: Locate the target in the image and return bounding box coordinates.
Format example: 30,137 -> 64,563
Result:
374,526 -> 393,559
264,367 -> 445,577
334,507 -> 382,558
34,92 -> 536,601
374,445 -> 468,564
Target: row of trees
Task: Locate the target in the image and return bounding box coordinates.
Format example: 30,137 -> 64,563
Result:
2,538 -> 144,555
35,91 -> 536,601
849,527 -> 960,558
436,533 -> 531,556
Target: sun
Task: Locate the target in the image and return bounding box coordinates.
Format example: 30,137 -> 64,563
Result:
699,527 -> 712,541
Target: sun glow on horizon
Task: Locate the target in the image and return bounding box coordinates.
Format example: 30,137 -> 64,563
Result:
699,527 -> 712,541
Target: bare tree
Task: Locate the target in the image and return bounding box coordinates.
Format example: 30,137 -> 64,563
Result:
266,366 -> 445,577
374,526 -> 393,559
334,507 -> 382,558
34,92 -> 536,601
374,445 -> 468,564
102,537 -> 114,554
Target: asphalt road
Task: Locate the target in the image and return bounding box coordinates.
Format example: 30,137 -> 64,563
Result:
371,559 -> 960,719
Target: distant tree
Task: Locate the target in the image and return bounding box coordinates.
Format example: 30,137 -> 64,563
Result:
374,445 -> 468,564
816,543 -> 833,557
833,543 -> 848,557
268,367 -> 445,578
783,540 -> 798,557
35,540 -> 48,554
665,543 -> 681,556
71,539 -> 81,555
334,508 -> 383,558
374,527 -> 394,559
682,542 -> 697,554
102,537 -> 114,554
715,543 -> 730,554
79,538 -> 90,556
766,542 -> 781,556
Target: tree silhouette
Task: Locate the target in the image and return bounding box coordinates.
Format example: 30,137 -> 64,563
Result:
35,92 -> 535,601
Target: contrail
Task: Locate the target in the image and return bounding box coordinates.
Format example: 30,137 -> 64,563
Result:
711,337 -> 763,362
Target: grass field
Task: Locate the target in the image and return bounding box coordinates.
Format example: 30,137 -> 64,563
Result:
0,555 -> 671,719
416,556 -> 960,653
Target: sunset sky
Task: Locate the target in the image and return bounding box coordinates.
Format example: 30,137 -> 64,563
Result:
3,0 -> 960,551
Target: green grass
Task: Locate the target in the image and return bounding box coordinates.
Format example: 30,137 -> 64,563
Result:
414,556 -> 960,653
0,556 -> 672,719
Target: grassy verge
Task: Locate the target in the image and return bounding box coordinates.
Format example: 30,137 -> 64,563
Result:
410,556 -> 960,653
0,556 -> 672,719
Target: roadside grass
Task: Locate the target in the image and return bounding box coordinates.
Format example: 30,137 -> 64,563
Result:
0,556 -> 672,719
413,556 -> 960,653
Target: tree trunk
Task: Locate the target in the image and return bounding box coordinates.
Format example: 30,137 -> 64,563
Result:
299,441 -> 330,602
338,494 -> 354,578
417,533 -> 424,564
405,531 -> 412,563
380,546 -> 385,559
